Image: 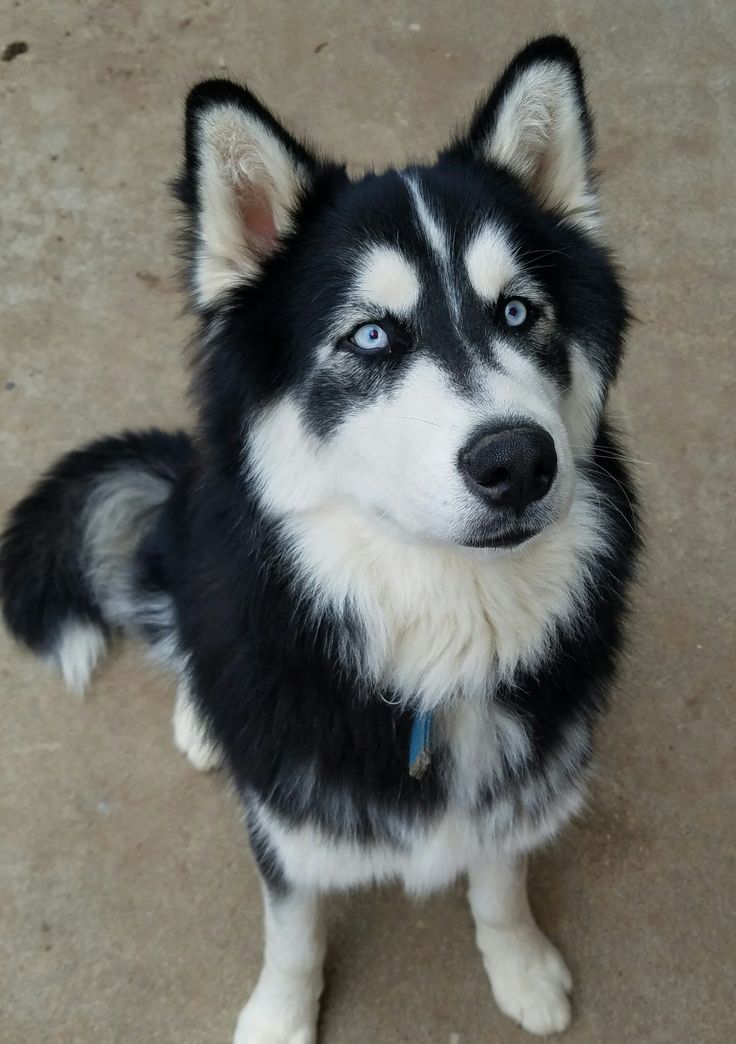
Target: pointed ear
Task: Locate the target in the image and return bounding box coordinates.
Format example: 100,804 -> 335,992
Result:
175,80 -> 320,309
448,37 -> 600,235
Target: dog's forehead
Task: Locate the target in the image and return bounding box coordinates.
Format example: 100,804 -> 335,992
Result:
337,166 -> 522,314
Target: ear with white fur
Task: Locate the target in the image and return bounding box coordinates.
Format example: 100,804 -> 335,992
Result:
176,80 -> 321,309
448,37 -> 600,235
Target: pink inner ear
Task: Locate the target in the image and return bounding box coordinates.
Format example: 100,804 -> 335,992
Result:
237,182 -> 279,258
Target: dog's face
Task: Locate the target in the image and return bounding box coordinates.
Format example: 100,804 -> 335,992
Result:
178,38 -> 626,551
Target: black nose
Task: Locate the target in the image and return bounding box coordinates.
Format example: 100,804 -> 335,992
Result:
460,423 -> 557,513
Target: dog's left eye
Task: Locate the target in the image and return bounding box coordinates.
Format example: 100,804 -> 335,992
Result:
350,323 -> 390,353
503,299 -> 530,329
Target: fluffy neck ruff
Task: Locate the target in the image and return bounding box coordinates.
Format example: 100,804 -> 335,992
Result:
276,474 -> 605,714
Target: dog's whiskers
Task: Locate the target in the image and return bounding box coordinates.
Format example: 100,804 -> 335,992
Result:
400,415 -> 442,428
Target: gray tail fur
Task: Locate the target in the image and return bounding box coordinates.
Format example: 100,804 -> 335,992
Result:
0,429 -> 193,692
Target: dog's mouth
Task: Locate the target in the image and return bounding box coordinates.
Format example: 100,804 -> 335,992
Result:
460,527 -> 541,550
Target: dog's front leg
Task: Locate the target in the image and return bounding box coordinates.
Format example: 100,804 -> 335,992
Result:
234,885 -> 325,1044
468,853 -> 572,1036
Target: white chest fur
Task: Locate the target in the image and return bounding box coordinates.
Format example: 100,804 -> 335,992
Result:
283,476 -> 604,713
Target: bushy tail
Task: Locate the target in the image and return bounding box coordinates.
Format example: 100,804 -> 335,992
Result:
0,429 -> 193,693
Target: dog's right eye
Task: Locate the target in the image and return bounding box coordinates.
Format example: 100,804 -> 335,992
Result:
348,323 -> 390,354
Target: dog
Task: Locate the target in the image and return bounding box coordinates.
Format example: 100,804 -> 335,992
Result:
1,35 -> 639,1042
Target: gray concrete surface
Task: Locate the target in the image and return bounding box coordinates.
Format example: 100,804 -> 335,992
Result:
1,2 -> 734,1042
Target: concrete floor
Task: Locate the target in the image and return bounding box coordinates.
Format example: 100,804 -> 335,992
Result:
1,2 -> 734,1042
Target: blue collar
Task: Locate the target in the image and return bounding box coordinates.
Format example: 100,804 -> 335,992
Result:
408,710 -> 433,779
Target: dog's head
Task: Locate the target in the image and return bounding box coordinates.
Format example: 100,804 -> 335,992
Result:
177,36 -> 626,551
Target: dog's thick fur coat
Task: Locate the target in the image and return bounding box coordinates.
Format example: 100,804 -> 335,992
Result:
1,37 -> 639,1042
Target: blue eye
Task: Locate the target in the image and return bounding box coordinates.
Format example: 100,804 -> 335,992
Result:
350,323 -> 390,353
504,299 -> 528,328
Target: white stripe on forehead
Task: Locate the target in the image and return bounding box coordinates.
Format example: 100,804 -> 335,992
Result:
354,244 -> 421,316
465,223 -> 520,302
402,174 -> 461,323
403,176 -> 450,261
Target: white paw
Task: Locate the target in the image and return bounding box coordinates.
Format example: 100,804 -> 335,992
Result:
172,684 -> 223,772
233,987 -> 319,1044
480,925 -> 572,1036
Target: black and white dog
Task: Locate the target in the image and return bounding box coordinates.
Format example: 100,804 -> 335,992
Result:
1,36 -> 639,1042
